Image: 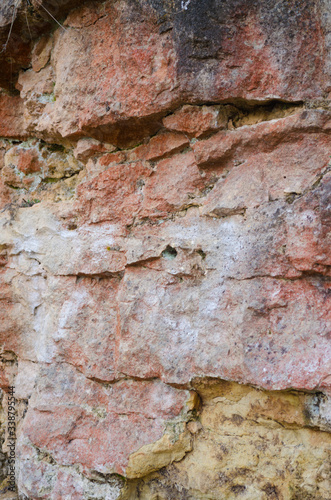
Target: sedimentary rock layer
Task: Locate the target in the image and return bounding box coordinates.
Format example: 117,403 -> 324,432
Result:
0,0 -> 330,498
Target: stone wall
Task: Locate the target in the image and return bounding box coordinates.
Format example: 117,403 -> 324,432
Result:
0,1 -> 330,498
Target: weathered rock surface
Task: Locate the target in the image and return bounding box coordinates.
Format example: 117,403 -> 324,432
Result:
134,380 -> 331,499
0,0 -> 330,498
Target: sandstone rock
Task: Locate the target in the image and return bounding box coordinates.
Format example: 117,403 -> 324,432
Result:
17,363 -> 196,483
286,171 -> 331,275
17,446 -> 126,500
0,352 -> 17,392
136,131 -> 189,162
18,66 -> 55,99
200,112 -> 331,216
28,0 -> 178,145
162,105 -> 231,137
141,151 -> 205,218
126,429 -> 192,479
192,108 -> 331,168
76,161 -> 151,225
0,0 -> 99,90
73,138 -> 116,163
0,0 -> 330,498
6,0 -> 329,144
0,189 -> 329,393
1,141 -> 83,195
0,93 -> 25,138
31,35 -> 53,73
117,265 -> 331,390
134,381 -> 331,499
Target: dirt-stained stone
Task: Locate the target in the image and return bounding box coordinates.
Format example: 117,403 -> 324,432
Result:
0,0 -> 330,498
132,380 -> 331,500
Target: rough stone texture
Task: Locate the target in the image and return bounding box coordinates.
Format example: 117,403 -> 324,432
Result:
0,0 -> 330,498
133,380 -> 331,500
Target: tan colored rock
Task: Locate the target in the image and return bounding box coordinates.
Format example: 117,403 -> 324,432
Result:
31,35 -> 53,73
187,420 -> 202,434
134,381 -> 331,499
1,141 -> 82,193
126,430 -> 192,479
18,66 -> 55,100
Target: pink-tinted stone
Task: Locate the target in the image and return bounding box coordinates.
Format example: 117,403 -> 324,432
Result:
286,172 -> 331,275
16,148 -> 42,174
0,93 -> 25,138
200,113 -> 331,216
76,161 -> 151,224
17,65 -> 55,99
141,151 -> 205,218
44,276 -> 120,381
13,0 -> 330,144
117,266 -> 330,391
0,1 -> 331,497
143,131 -> 189,162
163,105 -> 227,137
19,363 -> 193,475
73,138 -> 116,163
126,131 -> 189,163
33,1 -> 177,144
95,151 -> 127,172
192,110 -> 331,168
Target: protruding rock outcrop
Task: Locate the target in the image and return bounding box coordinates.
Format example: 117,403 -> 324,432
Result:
0,0 -> 330,498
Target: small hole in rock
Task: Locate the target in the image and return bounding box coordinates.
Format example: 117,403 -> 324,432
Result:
162,245 -> 177,260
197,249 -> 206,260
231,485 -> 246,495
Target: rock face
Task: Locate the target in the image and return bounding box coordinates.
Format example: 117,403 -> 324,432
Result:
0,0 -> 330,498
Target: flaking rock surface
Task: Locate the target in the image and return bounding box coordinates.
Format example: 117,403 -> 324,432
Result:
0,0 -> 330,498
